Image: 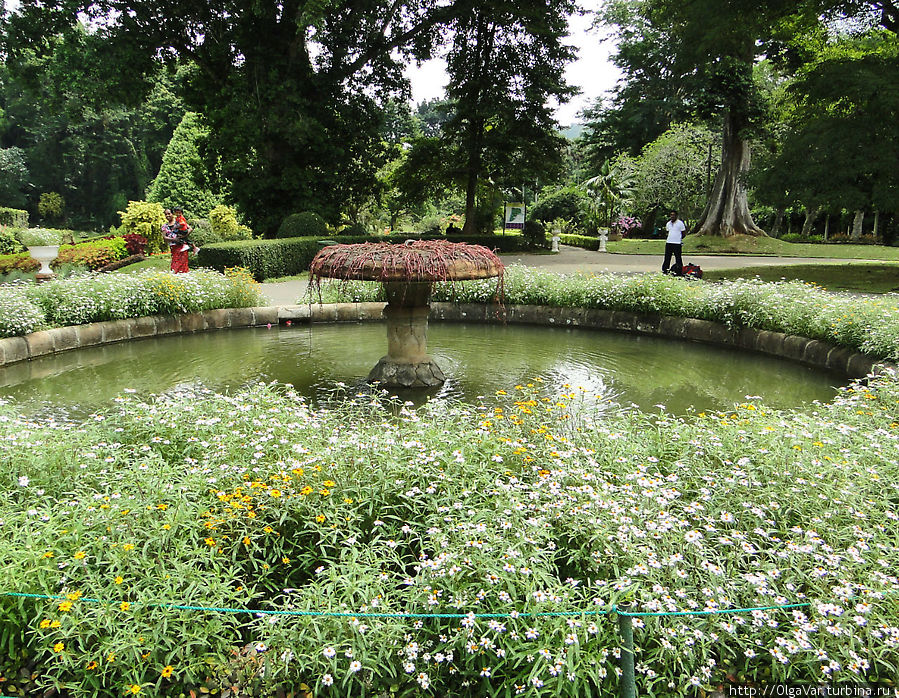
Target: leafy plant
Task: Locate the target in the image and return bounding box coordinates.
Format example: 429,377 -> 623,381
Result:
53,238 -> 129,271
37,192 -> 65,222
122,233 -> 148,256
209,205 -> 253,242
0,207 -> 28,229
118,201 -> 167,254
277,211 -> 329,239
0,226 -> 24,255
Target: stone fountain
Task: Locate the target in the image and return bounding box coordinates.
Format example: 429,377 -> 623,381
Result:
309,240 -> 503,388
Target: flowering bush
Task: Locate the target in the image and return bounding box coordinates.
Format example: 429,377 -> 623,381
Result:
614,216 -> 642,236
0,269 -> 264,336
0,287 -> 44,336
19,227 -> 63,246
0,373 -> 896,694
315,267 -> 899,360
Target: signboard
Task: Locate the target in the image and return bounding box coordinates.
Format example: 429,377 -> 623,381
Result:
504,203 -> 525,230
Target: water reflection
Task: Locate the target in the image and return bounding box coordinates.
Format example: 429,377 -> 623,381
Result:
0,323 -> 842,417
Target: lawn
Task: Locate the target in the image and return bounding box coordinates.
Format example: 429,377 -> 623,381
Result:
703,261 -> 899,294
607,234 -> 899,260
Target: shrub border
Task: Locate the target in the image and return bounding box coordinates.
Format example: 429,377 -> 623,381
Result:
0,302 -> 886,378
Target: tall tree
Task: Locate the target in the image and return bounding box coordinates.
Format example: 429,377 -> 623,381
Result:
442,0 -> 577,235
2,0 -> 464,233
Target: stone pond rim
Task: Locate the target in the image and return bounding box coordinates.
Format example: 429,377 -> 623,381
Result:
309,240 -> 504,388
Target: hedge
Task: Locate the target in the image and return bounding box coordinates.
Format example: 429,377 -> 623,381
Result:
0,207 -> 28,229
559,233 -> 600,251
198,234 -> 530,280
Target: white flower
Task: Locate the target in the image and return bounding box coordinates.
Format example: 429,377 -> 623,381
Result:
323,646 -> 336,658
349,660 -> 362,673
17,476 -> 29,487
321,674 -> 334,686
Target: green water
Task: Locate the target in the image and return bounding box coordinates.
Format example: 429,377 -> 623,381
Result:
0,323 -> 841,416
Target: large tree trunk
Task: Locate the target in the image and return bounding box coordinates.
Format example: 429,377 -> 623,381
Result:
694,109 -> 765,237
801,206 -> 819,237
770,206 -> 786,237
851,210 -> 864,241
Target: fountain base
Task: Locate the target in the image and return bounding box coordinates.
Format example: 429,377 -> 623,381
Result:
368,357 -> 446,388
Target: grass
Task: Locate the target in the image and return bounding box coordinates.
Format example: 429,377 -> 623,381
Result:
704,261 -> 899,294
109,254 -> 172,273
607,234 -> 899,260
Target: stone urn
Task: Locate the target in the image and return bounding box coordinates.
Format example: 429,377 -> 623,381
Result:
27,246 -> 60,281
309,240 -> 504,388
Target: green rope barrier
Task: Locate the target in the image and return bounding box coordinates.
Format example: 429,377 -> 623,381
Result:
1,591 -> 821,619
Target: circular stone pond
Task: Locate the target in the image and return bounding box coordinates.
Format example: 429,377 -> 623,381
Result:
0,323 -> 842,416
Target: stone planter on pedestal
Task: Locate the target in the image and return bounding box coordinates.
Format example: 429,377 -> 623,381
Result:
27,245 -> 60,281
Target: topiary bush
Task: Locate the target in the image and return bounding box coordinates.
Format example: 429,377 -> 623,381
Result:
277,211 -> 328,239
0,207 -> 28,229
208,205 -> 253,242
522,220 -> 547,249
118,201 -> 166,254
37,192 -> 65,222
529,187 -> 589,229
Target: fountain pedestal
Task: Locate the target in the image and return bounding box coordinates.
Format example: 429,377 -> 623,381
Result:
368,282 -> 445,388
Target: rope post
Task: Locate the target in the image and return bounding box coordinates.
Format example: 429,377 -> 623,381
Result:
617,606 -> 637,698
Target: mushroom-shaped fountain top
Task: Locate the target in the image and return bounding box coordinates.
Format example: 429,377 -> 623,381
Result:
309,239 -> 503,284
308,240 -> 504,388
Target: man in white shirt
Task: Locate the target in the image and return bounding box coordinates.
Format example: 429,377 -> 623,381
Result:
662,210 -> 687,275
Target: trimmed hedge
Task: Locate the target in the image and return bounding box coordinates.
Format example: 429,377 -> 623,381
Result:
199,234 -> 530,280
560,233 -> 600,251
0,207 -> 28,229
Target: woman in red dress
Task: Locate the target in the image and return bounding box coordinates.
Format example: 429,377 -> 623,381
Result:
164,208 -> 191,273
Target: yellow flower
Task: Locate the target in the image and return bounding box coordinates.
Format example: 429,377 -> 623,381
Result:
73,551 -> 86,560
268,489 -> 282,498
120,601 -> 131,611
53,642 -> 65,653
58,601 -> 73,612
162,524 -> 171,530
161,665 -> 174,678
107,652 -> 116,662
128,684 -> 141,694
243,536 -> 252,546
300,486 -> 313,496
323,480 -> 336,487
122,544 -> 135,552
43,551 -> 54,559
204,537 -> 216,546
315,515 -> 326,523
156,503 -> 168,510
86,660 -> 98,670
66,591 -> 82,601
319,488 -> 331,496
39,618 -> 51,629
115,575 -> 124,585
282,556 -> 290,564
50,620 -> 61,628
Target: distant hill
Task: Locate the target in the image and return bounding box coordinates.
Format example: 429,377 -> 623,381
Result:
560,123 -> 586,140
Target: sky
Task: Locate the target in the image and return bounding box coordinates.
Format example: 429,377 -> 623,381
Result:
404,3 -> 622,127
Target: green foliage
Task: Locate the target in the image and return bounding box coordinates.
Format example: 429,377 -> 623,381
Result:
338,223 -> 368,236
277,211 -> 328,239
200,234 -> 526,280
529,187 -> 589,228
0,147 -> 30,208
118,201 -> 166,254
522,220 -> 547,249
208,205 -> 252,242
0,207 -> 28,229
623,122 -> 720,223
37,192 -> 65,221
199,236 -> 373,280
146,112 -> 221,217
0,226 -> 24,254
0,288 -> 44,336
558,233 -> 600,251
582,160 -> 635,231
53,237 -> 129,271
187,218 -> 220,247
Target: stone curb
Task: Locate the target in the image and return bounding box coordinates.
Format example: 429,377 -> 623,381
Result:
0,303 -> 888,378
